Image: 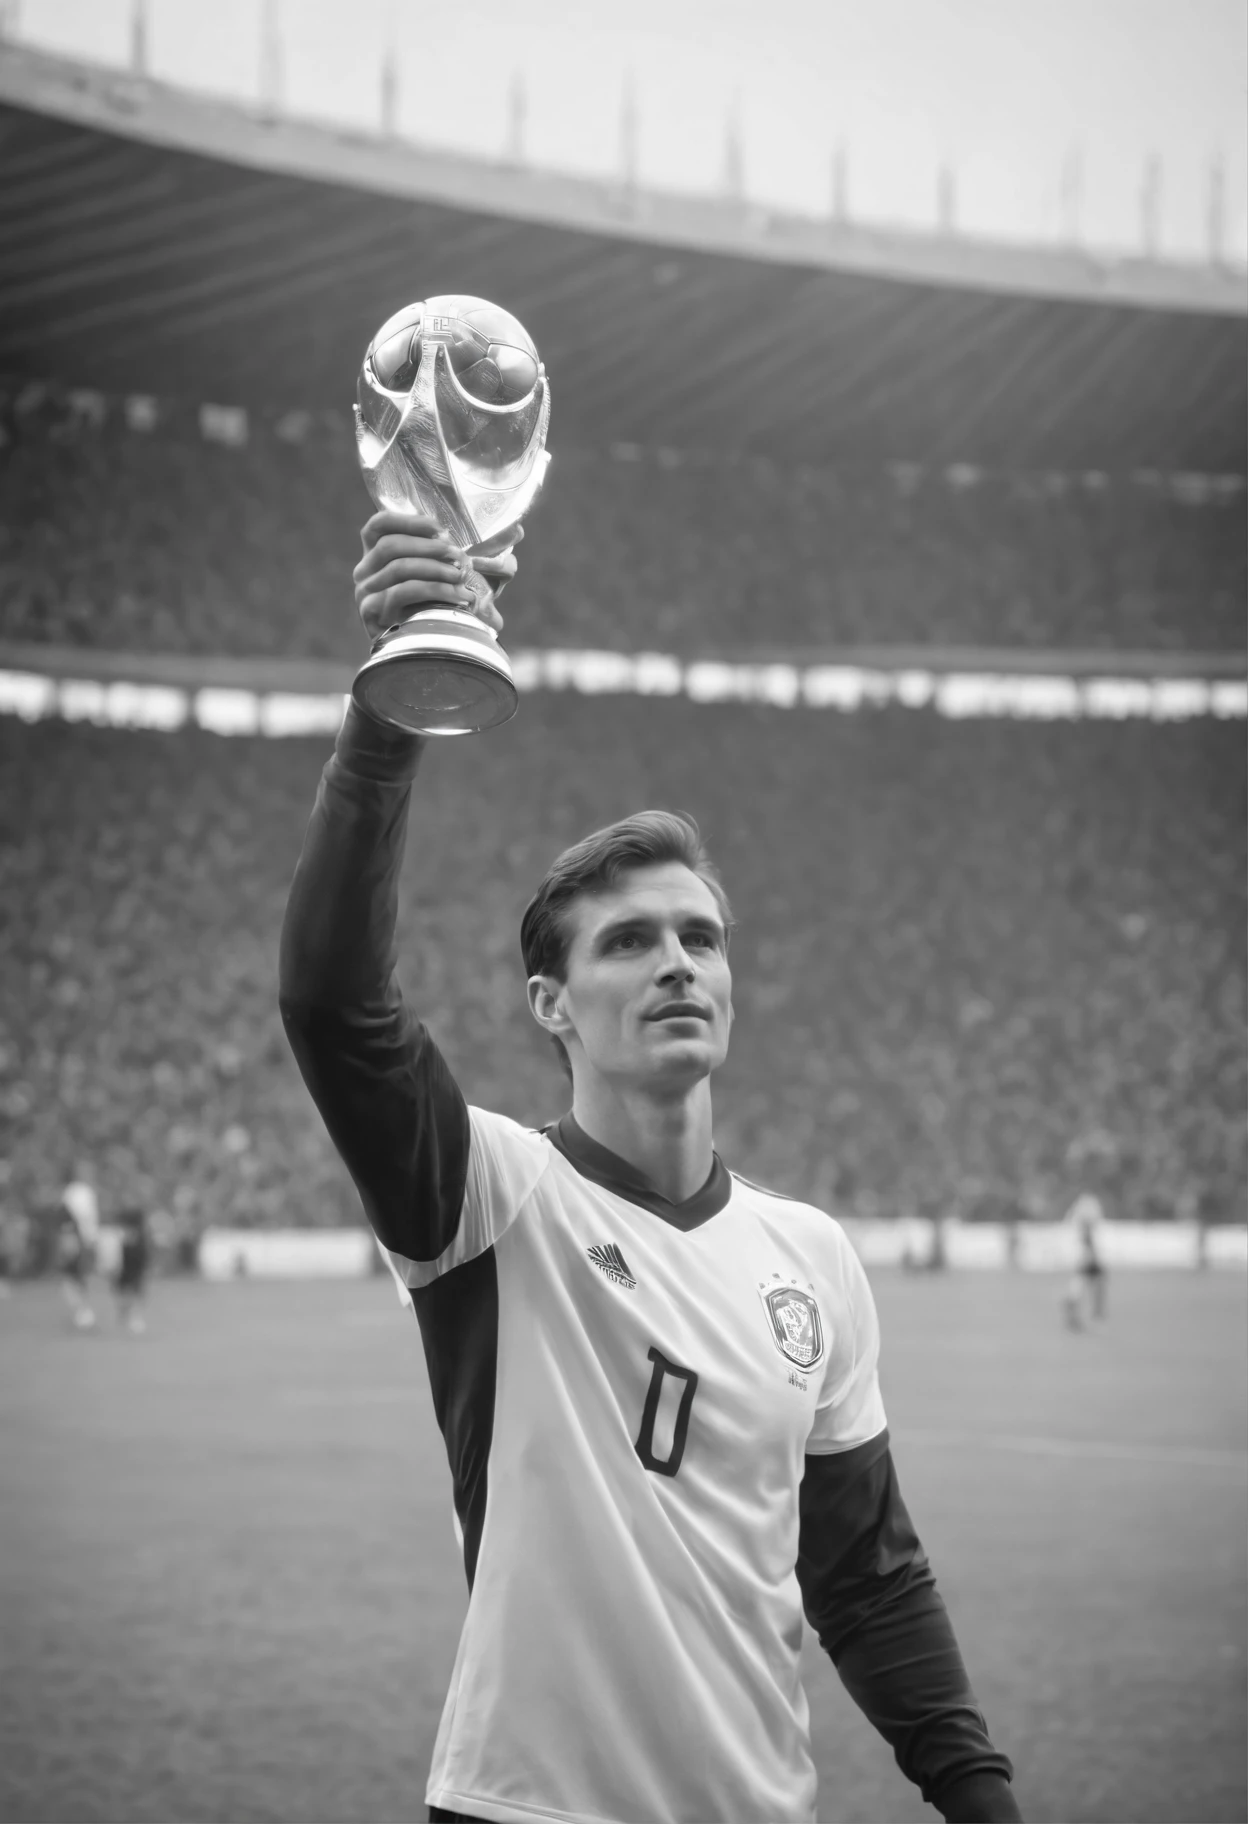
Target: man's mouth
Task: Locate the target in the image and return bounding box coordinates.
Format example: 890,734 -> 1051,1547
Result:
647,1003 -> 710,1022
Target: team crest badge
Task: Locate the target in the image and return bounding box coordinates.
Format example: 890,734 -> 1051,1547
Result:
760,1282 -> 824,1370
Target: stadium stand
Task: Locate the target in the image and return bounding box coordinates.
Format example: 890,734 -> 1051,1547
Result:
1,706 -> 1242,1232
1,395 -> 1245,658
0,46 -> 1243,1244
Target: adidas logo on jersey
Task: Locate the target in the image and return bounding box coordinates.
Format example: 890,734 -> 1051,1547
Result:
587,1242 -> 637,1289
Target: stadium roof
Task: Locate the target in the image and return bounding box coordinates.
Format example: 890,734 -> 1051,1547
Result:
2,42 -> 1245,471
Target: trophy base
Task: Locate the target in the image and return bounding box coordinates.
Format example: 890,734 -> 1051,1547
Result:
352,611 -> 519,736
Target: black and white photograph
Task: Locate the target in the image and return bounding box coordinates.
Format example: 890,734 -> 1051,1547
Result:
0,3 -> 1244,1821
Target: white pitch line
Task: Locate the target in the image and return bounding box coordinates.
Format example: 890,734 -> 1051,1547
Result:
893,1427 -> 1248,1471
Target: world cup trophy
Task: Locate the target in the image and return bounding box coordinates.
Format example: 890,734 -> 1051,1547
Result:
352,294 -> 551,735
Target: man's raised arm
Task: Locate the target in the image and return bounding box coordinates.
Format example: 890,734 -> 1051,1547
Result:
278,512 -> 515,1263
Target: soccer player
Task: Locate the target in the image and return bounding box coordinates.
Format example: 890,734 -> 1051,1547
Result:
1061,1188 -> 1108,1332
0,1207 -> 14,1299
280,512 -> 1022,1824
55,1178 -> 99,1330
111,1206 -> 151,1333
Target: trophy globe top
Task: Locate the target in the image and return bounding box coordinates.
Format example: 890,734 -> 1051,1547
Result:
355,294 -> 550,551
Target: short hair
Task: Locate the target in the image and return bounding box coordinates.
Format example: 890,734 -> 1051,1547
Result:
521,811 -> 733,1079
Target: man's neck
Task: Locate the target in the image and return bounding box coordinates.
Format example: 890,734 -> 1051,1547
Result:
570,1078 -> 714,1206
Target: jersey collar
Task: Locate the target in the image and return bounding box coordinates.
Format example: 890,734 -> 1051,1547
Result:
547,1112 -> 732,1231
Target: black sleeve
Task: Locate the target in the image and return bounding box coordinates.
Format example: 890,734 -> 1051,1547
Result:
278,704 -> 471,1263
798,1431 -> 1022,1823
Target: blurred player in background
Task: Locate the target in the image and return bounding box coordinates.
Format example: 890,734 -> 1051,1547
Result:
111,1206 -> 151,1333
1062,1188 -> 1108,1331
56,1177 -> 99,1330
0,1163 -> 14,1297
279,514 -> 1022,1824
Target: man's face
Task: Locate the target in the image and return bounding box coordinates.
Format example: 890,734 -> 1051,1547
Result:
532,862 -> 733,1092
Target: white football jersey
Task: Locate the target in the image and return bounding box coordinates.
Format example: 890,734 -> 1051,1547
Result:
380,1107 -> 887,1824
61,1180 -> 100,1244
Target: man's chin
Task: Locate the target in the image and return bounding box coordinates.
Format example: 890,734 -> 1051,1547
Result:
638,1031 -> 725,1081
581,1028 -> 728,1089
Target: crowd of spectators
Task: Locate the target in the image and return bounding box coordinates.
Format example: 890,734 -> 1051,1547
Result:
1,387 -> 1243,659
1,703 -> 1242,1237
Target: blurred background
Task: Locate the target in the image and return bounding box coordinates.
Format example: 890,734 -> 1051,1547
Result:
0,3 -> 1244,1822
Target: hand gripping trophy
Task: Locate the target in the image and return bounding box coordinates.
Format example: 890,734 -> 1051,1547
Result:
352,294 -> 551,735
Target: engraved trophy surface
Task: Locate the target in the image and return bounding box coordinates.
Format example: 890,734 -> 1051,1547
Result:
352,294 -> 551,734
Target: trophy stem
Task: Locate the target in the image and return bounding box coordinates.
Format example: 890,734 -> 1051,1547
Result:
352,609 -> 518,737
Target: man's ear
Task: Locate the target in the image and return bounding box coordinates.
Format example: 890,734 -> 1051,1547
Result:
527,975 -> 574,1039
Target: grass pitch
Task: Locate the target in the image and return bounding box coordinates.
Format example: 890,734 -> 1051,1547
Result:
2,1268 -> 1244,1824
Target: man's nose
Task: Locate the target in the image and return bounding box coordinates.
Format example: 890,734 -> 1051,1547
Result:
656,937 -> 696,981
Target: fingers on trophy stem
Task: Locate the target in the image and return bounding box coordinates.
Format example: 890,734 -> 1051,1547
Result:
389,532 -> 466,569
360,508 -> 446,552
353,515 -> 485,640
